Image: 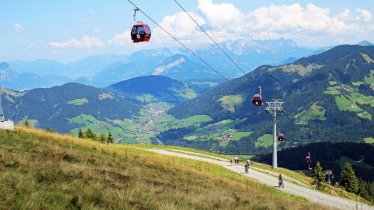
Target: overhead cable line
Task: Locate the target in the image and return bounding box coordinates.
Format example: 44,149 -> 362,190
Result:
127,0 -> 228,81
174,0 -> 246,76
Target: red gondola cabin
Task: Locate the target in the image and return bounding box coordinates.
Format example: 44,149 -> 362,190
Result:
252,94 -> 263,106
131,23 -> 151,43
305,155 -> 311,163
277,133 -> 285,142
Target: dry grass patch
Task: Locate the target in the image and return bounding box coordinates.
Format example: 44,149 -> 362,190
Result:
0,126 -> 326,209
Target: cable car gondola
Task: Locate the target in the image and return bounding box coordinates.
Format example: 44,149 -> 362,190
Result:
277,133 -> 284,142
252,86 -> 263,106
305,152 -> 311,163
131,8 -> 151,43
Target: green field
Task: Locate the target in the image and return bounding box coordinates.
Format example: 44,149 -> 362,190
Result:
325,83 -> 373,120
189,81 -> 219,87
69,114 -> 126,140
98,92 -> 114,100
219,94 -> 245,112
67,98 -> 88,106
67,102 -> 216,144
276,63 -> 323,76
365,70 -> 374,90
255,134 -> 273,148
183,119 -> 250,144
135,94 -> 157,103
294,103 -> 326,124
364,137 -> 374,144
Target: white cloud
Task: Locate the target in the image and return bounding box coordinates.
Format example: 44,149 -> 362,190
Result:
355,8 -> 372,21
14,23 -> 25,32
94,27 -> 101,33
50,35 -> 104,48
198,0 -> 243,29
248,3 -> 361,36
152,11 -> 206,44
109,1 -> 374,47
108,30 -> 131,46
196,2 -> 374,45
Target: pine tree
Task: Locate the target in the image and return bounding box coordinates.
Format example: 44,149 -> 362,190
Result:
107,132 -> 114,143
368,182 -> 374,201
358,179 -> 369,200
78,129 -> 84,138
85,129 -> 98,140
81,131 -> 88,139
340,163 -> 359,193
100,133 -> 107,143
312,161 -> 325,190
24,120 -> 30,127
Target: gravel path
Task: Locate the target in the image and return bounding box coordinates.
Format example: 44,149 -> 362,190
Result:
149,149 -> 374,210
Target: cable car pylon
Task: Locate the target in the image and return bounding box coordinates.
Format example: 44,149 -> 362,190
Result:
265,99 -> 285,169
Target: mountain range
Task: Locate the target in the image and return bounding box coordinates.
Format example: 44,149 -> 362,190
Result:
2,41 -> 374,156
2,38 -> 317,89
160,44 -> 374,154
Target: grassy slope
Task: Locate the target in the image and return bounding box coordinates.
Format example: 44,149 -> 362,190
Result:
256,134 -> 275,148
132,144 -> 373,205
219,94 -> 245,112
324,83 -> 374,120
364,137 -> 374,143
0,127 -> 323,210
294,103 -> 326,124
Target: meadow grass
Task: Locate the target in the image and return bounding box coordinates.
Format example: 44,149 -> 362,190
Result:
364,137 -> 374,144
0,126 -> 326,209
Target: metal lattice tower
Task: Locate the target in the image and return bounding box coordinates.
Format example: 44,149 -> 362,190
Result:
265,100 -> 285,169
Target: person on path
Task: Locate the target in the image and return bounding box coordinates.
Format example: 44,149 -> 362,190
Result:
278,174 -> 284,188
245,161 -> 250,173
246,159 -> 250,168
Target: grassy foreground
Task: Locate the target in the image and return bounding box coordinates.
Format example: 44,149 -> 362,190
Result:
0,126 -> 325,209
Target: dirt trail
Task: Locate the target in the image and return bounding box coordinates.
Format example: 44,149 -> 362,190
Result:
149,149 -> 374,210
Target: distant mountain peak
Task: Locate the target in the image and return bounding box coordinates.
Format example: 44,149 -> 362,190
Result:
0,62 -> 10,70
220,38 -> 298,55
153,54 -> 186,75
358,40 -> 373,46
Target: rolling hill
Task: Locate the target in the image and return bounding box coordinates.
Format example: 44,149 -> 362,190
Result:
2,83 -> 140,136
160,45 -> 374,154
107,75 -> 197,103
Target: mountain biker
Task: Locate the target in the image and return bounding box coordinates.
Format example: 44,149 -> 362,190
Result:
278,174 -> 284,188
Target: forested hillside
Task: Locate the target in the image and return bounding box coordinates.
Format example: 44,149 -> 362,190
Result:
2,83 -> 140,135
160,45 -> 374,154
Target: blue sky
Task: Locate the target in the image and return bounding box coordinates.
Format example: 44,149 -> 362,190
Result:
1,0 -> 374,63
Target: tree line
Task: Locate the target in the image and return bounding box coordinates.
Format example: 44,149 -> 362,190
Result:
78,128 -> 114,143
313,161 -> 374,202
23,120 -> 115,144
